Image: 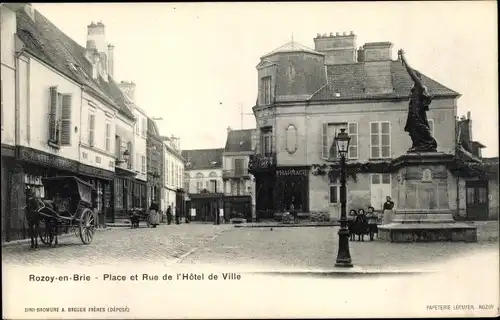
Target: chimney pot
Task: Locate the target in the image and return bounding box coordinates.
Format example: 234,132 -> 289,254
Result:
467,111 -> 471,120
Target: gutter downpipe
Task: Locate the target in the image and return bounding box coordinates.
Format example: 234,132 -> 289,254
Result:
455,124 -> 462,219
14,47 -> 25,148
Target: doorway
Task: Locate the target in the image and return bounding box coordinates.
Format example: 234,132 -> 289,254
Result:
370,173 -> 392,211
466,180 -> 489,220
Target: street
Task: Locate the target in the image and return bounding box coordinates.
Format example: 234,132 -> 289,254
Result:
2,223 -> 498,271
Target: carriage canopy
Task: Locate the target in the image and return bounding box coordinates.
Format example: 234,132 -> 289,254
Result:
42,176 -> 95,205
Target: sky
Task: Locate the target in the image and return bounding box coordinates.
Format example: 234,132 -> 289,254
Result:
34,2 -> 498,157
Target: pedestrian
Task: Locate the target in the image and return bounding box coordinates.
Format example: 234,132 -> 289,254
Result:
175,207 -> 180,225
382,196 -> 395,225
166,205 -> 172,225
366,206 -> 378,241
148,202 -> 160,228
348,209 -> 357,241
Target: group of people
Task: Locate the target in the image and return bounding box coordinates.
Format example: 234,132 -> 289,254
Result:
347,196 -> 395,241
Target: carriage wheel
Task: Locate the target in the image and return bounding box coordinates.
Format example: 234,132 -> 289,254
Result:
39,219 -> 54,246
79,208 -> 95,244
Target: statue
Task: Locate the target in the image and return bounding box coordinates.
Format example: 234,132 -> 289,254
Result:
398,49 -> 438,153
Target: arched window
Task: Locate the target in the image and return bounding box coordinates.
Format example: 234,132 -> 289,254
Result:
209,172 -> 217,178
196,172 -> 204,193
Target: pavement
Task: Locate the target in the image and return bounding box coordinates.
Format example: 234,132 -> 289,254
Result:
2,220 -> 497,272
2,223 -> 230,267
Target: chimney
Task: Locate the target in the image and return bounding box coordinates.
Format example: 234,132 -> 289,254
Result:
118,81 -> 136,102
227,126 -> 232,133
107,44 -> 114,78
362,42 -> 393,61
467,111 -> 471,120
313,31 -> 357,65
86,21 -> 108,79
91,50 -> 100,79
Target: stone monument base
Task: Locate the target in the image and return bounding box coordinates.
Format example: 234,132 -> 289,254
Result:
378,222 -> 477,243
378,152 -> 477,243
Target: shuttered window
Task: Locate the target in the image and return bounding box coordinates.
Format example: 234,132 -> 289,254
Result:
321,123 -> 328,159
347,122 -> 358,159
48,86 -> 59,143
105,121 -> 111,152
88,112 -> 95,147
127,141 -> 132,169
60,94 -> 72,145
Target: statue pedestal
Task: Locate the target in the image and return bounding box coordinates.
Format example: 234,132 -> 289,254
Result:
378,152 -> 477,243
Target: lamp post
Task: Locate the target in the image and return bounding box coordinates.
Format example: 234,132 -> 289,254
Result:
334,128 -> 353,268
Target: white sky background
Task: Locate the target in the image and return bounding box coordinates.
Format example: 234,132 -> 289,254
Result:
34,2 -> 498,157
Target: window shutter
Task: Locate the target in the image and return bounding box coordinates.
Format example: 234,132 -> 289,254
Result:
88,113 -> 95,147
48,86 -> 58,142
321,123 -> 328,159
60,94 -> 72,145
142,118 -> 147,136
115,136 -> 122,159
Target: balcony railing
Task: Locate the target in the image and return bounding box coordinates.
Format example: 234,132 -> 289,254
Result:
248,153 -> 277,174
222,170 -> 250,179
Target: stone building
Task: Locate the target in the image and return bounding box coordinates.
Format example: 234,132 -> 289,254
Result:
1,4 -> 140,240
182,148 -> 224,222
249,31 -> 471,220
146,118 -> 164,210
222,128 -> 257,222
162,135 -> 185,218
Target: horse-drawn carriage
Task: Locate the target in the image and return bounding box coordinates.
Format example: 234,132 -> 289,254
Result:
25,176 -> 96,248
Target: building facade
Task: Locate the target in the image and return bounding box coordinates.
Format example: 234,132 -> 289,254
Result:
250,32 -> 462,220
162,136 -> 185,217
222,128 -> 256,221
146,118 -> 164,211
1,4 -> 138,240
182,148 -> 224,222
118,85 -> 148,214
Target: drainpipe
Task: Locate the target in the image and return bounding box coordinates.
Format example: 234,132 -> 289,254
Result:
455,125 -> 462,219
14,48 -> 25,147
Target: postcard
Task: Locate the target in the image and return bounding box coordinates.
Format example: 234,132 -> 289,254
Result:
1,1 -> 498,319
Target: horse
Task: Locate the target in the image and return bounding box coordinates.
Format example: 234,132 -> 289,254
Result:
25,193 -> 42,249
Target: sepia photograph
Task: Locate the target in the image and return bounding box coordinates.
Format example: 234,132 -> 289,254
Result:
1,1 -> 498,319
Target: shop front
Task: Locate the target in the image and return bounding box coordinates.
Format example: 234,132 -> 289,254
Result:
2,146 -> 114,242
186,191 -> 223,222
274,167 -> 310,213
111,165 -> 137,222
78,163 -> 114,227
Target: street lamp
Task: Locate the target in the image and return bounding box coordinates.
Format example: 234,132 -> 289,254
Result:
334,128 -> 353,268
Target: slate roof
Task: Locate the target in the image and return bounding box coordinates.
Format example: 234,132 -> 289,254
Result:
181,148 -> 224,170
224,129 -> 254,153
308,61 -> 459,101
16,8 -> 135,119
261,41 -> 323,59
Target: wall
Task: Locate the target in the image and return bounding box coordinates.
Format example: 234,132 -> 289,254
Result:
186,168 -> 223,194
448,174 -> 499,220
19,55 -> 82,162
163,144 -> 184,212
273,98 -> 457,167
132,108 -> 147,181
0,6 -> 16,146
79,92 -> 116,172
115,114 -> 134,165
